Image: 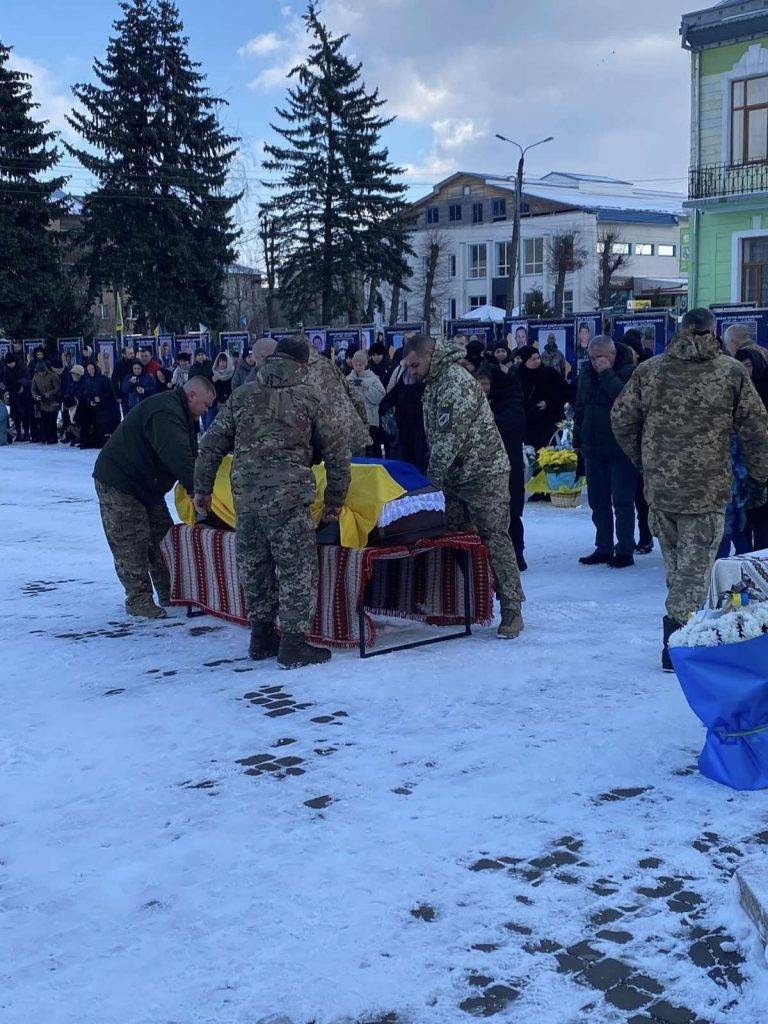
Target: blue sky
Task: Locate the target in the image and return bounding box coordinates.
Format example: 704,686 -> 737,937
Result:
4,0 -> 695,259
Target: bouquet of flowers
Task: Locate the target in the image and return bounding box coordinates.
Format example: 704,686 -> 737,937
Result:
669,600 -> 768,790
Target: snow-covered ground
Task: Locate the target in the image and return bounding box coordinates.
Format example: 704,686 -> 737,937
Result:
2,445 -> 767,1024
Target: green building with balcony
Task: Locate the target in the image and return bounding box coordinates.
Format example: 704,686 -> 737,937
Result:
682,0 -> 768,307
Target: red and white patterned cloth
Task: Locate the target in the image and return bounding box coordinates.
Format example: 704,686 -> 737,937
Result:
160,524 -> 494,649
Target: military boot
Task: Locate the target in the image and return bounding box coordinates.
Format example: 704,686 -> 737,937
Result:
498,605 -> 524,639
126,596 -> 167,619
249,622 -> 280,661
662,615 -> 682,673
277,634 -> 332,669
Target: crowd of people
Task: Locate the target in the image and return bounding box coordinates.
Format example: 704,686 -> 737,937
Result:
6,311 -> 768,673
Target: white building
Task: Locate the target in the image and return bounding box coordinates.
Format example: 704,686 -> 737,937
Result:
397,171 -> 688,324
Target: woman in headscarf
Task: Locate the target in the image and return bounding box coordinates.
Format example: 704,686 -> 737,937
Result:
212,351 -> 236,407
516,346 -> 569,452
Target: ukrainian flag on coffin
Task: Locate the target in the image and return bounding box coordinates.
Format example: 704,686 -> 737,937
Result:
175,457 -> 444,549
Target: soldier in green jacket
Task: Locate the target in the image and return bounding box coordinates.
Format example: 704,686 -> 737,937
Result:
93,378 -> 215,618
611,307 -> 768,669
402,334 -> 524,639
194,336 -> 351,669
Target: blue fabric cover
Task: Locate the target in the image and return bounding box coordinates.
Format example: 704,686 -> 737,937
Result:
351,457 -> 432,493
671,633 -> 768,790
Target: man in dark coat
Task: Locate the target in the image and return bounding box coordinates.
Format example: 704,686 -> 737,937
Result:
574,336 -> 637,568
93,377 -> 215,617
112,345 -> 136,417
3,340 -> 32,441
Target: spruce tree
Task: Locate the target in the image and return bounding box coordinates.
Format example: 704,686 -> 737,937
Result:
0,41 -> 65,339
66,0 -> 240,332
263,4 -> 410,324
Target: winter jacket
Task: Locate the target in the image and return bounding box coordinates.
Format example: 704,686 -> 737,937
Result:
122,371 -> 157,410
487,365 -> 526,455
306,347 -> 371,456
212,352 -> 236,405
112,356 -> 135,400
380,363 -> 428,472
573,343 -> 635,458
171,366 -> 190,388
194,353 -> 351,516
188,358 -> 213,382
346,368 -> 386,427
31,367 -> 61,413
142,357 -> 162,377
370,357 -> 393,389
231,358 -> 257,392
423,341 -> 509,491
93,388 -> 200,506
3,349 -> 29,394
517,361 -> 570,451
0,400 -> 9,445
81,369 -> 120,426
611,331 -> 768,513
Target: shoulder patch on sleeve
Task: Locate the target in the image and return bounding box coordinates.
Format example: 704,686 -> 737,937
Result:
436,406 -> 452,431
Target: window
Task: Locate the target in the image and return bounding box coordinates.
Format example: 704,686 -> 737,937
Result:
496,241 -> 513,277
469,243 -> 487,278
450,298 -> 457,319
472,202 -> 483,224
657,244 -> 676,257
742,236 -> 768,304
596,241 -> 605,254
492,197 -> 507,221
469,295 -> 485,310
523,237 -> 544,275
462,184 -> 472,196
449,203 -> 462,222
450,254 -> 457,277
634,243 -> 653,256
563,289 -> 574,314
612,242 -> 630,255
731,75 -> 768,165
426,206 -> 439,224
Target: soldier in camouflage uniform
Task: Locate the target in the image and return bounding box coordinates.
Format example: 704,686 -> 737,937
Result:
194,336 -> 350,669
402,334 -> 524,638
611,308 -> 768,669
305,340 -> 371,456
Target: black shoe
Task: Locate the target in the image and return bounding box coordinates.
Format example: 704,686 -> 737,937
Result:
636,541 -> 653,554
609,554 -> 635,568
662,615 -> 682,673
516,553 -> 528,572
249,621 -> 280,661
578,551 -> 612,565
277,633 -> 331,669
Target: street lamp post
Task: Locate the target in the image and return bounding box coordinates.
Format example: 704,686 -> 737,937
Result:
495,134 -> 554,317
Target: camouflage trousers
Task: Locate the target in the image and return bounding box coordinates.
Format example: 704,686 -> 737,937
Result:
94,480 -> 172,604
445,474 -> 525,610
236,506 -> 318,633
650,507 -> 724,622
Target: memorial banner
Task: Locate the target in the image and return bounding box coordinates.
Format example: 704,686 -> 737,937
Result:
612,312 -> 675,356
219,331 -> 250,355
715,309 -> 768,347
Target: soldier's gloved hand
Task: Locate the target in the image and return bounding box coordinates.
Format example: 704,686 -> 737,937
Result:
322,505 -> 342,523
194,492 -> 213,517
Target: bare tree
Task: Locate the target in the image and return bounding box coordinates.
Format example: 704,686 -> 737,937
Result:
547,231 -> 587,317
258,208 -> 283,328
594,228 -> 630,309
409,229 -> 452,329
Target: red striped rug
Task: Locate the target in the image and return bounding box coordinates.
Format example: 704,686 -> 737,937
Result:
160,524 -> 494,649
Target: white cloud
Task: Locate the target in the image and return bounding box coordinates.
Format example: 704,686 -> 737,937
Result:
8,53 -> 74,141
432,118 -> 486,151
238,32 -> 282,58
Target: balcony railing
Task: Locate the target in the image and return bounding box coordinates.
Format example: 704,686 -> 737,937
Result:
689,160 -> 768,200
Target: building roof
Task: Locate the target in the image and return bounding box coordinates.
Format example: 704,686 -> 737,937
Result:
227,262 -> 261,276
540,171 -> 633,186
52,189 -> 84,215
485,176 -> 687,220
681,0 -> 768,49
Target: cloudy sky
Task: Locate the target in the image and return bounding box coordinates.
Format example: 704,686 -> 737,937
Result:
4,0 -> 694,250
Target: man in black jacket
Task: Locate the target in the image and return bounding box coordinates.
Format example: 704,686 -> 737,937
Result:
93,378 -> 215,617
574,336 -> 637,568
111,344 -> 135,418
